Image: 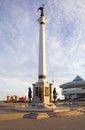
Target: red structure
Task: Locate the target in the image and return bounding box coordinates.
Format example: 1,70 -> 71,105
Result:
19,97 -> 28,102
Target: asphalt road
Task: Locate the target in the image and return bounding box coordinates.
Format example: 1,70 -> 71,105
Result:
0,115 -> 85,130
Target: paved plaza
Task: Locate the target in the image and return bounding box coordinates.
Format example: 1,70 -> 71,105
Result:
0,115 -> 85,130
0,101 -> 85,130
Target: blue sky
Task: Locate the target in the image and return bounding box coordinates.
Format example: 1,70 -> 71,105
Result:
0,0 -> 85,100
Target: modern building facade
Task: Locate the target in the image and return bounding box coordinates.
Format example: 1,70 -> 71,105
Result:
60,75 -> 85,100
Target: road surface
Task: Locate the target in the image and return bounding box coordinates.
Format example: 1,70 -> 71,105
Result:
0,115 -> 85,130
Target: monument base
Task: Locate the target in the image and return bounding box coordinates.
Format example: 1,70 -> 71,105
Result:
32,82 -> 52,106
31,80 -> 57,112
28,102 -> 57,112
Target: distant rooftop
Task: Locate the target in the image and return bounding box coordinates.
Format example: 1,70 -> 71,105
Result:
60,75 -> 85,88
73,75 -> 84,82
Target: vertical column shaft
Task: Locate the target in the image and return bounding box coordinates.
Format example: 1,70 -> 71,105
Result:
38,16 -> 47,83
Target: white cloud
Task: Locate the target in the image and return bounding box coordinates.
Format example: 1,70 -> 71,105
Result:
43,1 -> 85,87
0,76 -> 32,99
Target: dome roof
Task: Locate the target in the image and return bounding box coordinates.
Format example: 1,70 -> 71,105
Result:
73,75 -> 84,82
60,75 -> 85,88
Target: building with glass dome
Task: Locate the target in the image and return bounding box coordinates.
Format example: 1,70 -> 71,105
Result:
60,75 -> 85,100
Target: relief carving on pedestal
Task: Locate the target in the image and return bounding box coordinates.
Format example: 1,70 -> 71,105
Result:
39,87 -> 43,102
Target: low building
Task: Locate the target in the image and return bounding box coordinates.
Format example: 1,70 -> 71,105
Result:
60,75 -> 85,100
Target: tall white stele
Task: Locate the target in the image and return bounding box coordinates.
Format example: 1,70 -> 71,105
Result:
33,6 -> 52,105
38,6 -> 47,83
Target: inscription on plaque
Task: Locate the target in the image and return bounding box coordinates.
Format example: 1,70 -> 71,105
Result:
45,87 -> 49,96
